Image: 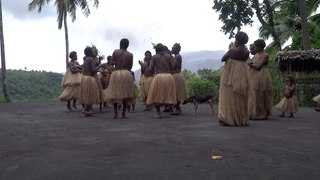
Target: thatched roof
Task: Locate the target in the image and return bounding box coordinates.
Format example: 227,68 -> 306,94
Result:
276,50 -> 320,72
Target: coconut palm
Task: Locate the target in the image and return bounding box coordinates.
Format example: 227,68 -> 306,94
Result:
28,0 -> 99,68
300,0 -> 310,50
259,0 -> 320,50
0,0 -> 11,102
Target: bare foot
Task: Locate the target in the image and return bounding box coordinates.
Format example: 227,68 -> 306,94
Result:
82,110 -> 93,116
171,111 -> 181,115
278,114 -> 285,117
154,114 -> 161,119
219,120 -> 229,126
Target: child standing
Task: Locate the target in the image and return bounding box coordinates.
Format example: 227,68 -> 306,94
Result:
275,75 -> 299,117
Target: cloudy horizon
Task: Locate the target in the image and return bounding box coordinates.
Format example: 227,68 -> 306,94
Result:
2,0 -> 261,73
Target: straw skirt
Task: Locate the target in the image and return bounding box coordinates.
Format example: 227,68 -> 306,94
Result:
147,73 -> 177,105
172,73 -> 187,103
139,74 -> 146,101
58,69 -> 82,101
218,58 -> 253,126
248,66 -> 273,117
106,70 -> 136,104
79,75 -> 101,105
313,94 -> 320,103
275,96 -> 299,114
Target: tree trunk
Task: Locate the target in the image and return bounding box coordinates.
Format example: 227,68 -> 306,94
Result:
0,0 -> 11,102
300,0 -> 310,50
253,0 -> 282,51
64,9 -> 69,69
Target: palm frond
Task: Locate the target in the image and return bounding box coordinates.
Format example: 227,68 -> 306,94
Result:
55,0 -> 67,29
28,0 -> 51,12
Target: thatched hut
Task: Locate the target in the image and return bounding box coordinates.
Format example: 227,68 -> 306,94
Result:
276,50 -> 320,84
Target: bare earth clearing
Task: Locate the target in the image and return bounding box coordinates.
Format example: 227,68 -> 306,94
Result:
0,100 -> 320,180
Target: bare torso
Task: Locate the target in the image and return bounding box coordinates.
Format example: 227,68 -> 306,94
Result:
112,49 -> 133,71
147,52 -> 172,74
171,54 -> 182,73
82,56 -> 98,76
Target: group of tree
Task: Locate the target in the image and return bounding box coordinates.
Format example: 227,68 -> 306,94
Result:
0,0 -> 99,102
1,0 -> 320,106
0,70 -> 63,102
211,0 -> 320,107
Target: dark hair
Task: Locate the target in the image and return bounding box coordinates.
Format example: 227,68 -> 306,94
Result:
173,43 -> 181,51
286,75 -> 295,83
84,47 -> 94,57
69,51 -> 77,59
254,39 -> 266,49
145,50 -> 152,56
120,38 -> 129,49
235,31 -> 249,45
154,43 -> 165,54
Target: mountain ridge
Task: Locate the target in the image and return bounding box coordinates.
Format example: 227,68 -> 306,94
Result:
134,50 -> 225,82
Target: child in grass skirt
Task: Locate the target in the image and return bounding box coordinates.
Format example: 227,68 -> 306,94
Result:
275,75 -> 299,117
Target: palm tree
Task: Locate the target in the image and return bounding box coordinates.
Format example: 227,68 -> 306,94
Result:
258,0 -> 320,50
0,0 -> 11,102
300,0 -> 310,50
28,0 -> 99,68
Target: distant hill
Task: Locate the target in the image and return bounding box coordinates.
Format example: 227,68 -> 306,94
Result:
134,50 -> 225,82
0,70 -> 63,102
181,50 -> 225,72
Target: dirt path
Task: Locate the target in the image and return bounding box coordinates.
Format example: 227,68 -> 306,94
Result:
1,100 -> 320,180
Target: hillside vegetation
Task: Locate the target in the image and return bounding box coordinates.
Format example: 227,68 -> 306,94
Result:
0,70 -> 63,102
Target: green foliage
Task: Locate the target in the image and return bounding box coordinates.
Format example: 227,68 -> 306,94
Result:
212,0 -> 254,38
0,95 -> 5,103
183,68 -> 221,101
0,70 -> 63,102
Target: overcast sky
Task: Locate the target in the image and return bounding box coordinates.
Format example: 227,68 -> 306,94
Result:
2,0 -> 261,73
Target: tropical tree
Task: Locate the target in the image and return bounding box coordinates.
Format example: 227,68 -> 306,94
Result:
213,0 -> 320,51
213,0 -> 282,50
28,0 -> 99,68
0,0 -> 11,102
300,0 -> 311,50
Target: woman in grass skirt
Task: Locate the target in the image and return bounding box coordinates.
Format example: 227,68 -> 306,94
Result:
146,43 -> 177,118
79,47 -> 102,115
59,51 -> 82,110
218,31 -> 253,126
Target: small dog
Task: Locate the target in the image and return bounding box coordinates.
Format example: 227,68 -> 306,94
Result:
183,95 -> 214,115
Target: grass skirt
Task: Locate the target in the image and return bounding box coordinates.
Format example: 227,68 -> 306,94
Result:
218,59 -> 253,126
275,96 -> 299,114
313,94 -> 320,103
139,74 -> 146,101
61,69 -> 82,87
143,75 -> 154,101
172,73 -> 187,103
59,85 -> 80,101
59,69 -> 82,101
79,75 -> 101,105
102,88 -> 109,103
147,73 -> 177,105
248,66 -> 273,117
106,70 -> 136,104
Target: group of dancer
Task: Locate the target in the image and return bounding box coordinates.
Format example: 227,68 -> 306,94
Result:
58,38 -> 187,119
58,34 -> 319,125
217,31 -> 320,126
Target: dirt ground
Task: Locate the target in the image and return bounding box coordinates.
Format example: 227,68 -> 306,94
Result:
0,100 -> 320,180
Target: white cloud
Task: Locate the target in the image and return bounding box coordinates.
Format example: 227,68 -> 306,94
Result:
2,0 -> 263,73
